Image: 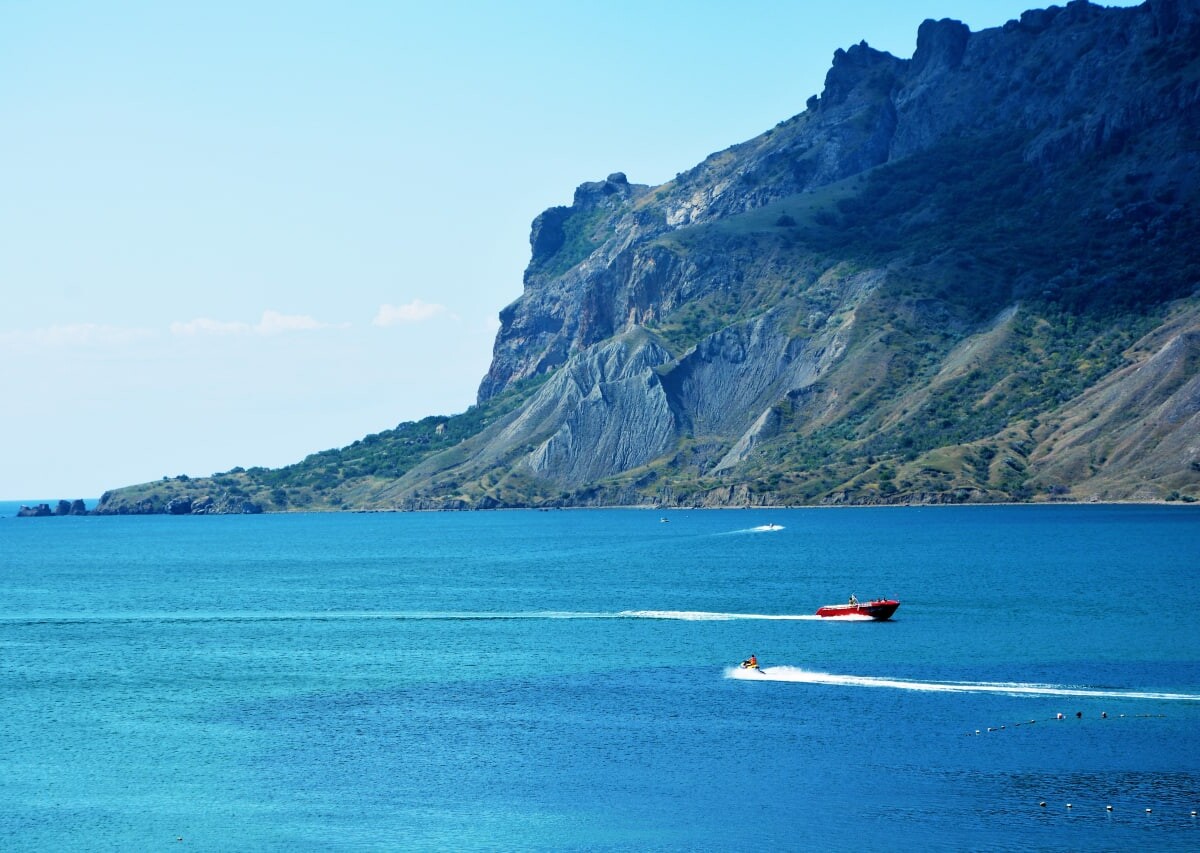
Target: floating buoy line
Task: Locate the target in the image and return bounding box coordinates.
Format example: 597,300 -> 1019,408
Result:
966,710 -> 1164,736
973,712 -> 1196,819
1035,801 -> 1197,818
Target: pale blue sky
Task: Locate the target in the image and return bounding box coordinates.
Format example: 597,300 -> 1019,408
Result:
1,1 -> 1141,499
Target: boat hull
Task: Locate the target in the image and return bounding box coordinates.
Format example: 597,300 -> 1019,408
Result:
815,599 -> 899,620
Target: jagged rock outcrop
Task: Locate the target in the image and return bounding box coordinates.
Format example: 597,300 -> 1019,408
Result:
15,500 -> 88,517
477,173 -> 655,401
16,503 -> 53,517
482,0 -> 1200,406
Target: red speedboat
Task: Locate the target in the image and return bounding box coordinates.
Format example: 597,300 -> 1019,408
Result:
816,596 -> 899,620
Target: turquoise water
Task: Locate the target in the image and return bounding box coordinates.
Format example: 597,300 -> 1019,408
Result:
2,504 -> 1198,850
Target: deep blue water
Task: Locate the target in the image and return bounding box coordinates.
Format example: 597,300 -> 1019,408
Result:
1,504 -> 1198,850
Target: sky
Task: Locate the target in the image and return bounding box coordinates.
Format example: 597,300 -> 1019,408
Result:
1,0 -> 1143,500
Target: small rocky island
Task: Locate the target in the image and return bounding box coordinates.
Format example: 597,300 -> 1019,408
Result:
15,500 -> 89,517
14,488 -> 266,517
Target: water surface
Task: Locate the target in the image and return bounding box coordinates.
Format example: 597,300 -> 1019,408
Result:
2,505 -> 1197,849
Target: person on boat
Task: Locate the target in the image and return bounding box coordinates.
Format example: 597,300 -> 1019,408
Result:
848,594 -> 859,606
742,654 -> 758,669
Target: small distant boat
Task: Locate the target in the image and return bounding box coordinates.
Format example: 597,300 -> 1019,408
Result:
816,596 -> 899,620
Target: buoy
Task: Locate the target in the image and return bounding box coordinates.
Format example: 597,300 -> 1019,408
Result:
1101,712 -> 1107,719
1106,805 -> 1113,811
1039,801 -> 1047,807
1191,810 -> 1196,817
1067,803 -> 1073,809
1146,808 -> 1152,813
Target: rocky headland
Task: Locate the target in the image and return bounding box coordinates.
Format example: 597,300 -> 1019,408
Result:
95,0 -> 1200,514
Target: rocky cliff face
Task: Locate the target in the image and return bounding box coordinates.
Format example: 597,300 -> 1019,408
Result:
482,0 -> 1199,397
445,0 -> 1198,506
95,0 -> 1200,514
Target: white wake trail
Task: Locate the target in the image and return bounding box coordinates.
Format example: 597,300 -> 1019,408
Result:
623,610 -> 820,621
5,609 -> 829,625
726,666 -> 1200,702
0,610 -> 622,626
718,524 -> 786,535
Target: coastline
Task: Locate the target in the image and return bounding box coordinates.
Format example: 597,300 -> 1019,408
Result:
5,496 -> 1196,519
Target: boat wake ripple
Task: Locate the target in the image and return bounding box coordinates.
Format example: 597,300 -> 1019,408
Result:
0,610 -> 618,625
726,666 -> 1200,701
2,609 -> 827,625
717,524 -> 785,535
622,610 -> 820,621
1,609 -> 832,626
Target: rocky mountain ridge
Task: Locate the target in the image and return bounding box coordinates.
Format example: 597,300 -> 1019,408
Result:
482,0 -> 1199,400
95,0 -> 1200,514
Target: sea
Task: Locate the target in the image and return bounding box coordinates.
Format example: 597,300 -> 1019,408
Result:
1,502 -> 1197,851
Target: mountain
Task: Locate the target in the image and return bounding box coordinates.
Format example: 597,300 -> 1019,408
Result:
95,0 -> 1200,515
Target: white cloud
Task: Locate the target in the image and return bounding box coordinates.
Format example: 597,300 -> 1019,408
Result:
0,323 -> 156,349
372,299 -> 447,327
170,318 -> 252,336
170,310 -> 345,337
